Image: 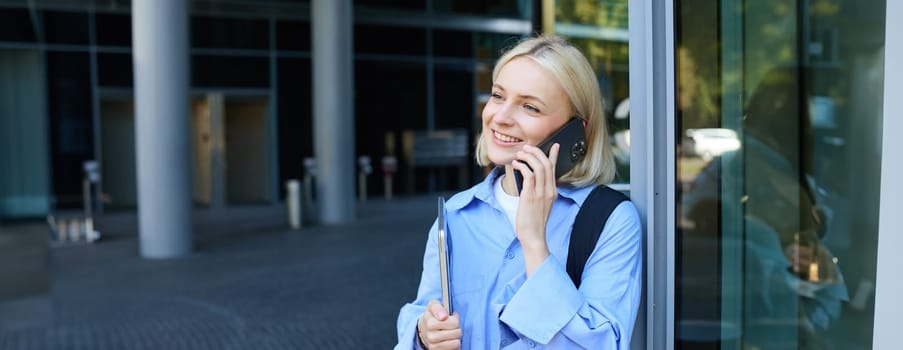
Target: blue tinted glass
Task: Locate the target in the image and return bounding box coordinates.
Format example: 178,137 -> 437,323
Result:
676,1 -> 885,349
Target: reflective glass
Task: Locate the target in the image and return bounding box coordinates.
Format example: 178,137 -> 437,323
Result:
432,0 -> 530,18
675,1 -> 885,349
97,53 -> 133,87
42,10 -> 89,45
95,12 -> 131,47
0,8 -> 37,42
554,0 -> 630,183
276,57 -> 312,199
46,51 -> 94,209
191,16 -> 269,50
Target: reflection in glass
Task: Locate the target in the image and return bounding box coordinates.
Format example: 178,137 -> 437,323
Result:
676,1 -> 885,349
554,0 -> 630,183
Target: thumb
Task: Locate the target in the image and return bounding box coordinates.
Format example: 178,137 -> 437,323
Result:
428,300 -> 449,321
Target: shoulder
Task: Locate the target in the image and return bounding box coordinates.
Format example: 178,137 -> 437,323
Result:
609,200 -> 641,228
602,200 -> 642,244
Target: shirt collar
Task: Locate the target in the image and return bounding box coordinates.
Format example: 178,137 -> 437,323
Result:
445,167 -> 596,211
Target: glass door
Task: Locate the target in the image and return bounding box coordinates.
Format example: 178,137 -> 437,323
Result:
553,0 -> 631,187
675,0 -> 886,349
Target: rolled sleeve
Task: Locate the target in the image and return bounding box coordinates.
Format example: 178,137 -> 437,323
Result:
499,257 -> 583,344
395,304 -> 426,350
500,202 -> 643,348
395,220 -> 441,349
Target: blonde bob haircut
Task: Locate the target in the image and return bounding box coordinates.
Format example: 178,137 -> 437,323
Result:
475,35 -> 616,187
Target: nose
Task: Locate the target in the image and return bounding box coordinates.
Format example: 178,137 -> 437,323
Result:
490,101 -> 516,125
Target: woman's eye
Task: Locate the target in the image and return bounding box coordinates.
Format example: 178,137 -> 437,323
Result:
524,104 -> 540,113
491,93 -> 503,100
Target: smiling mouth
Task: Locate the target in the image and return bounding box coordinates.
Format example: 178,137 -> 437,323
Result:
493,130 -> 523,144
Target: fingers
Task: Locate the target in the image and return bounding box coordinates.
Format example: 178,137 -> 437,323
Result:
420,303 -> 462,349
514,144 -> 558,196
548,143 -> 560,172
422,318 -> 463,349
424,335 -> 462,350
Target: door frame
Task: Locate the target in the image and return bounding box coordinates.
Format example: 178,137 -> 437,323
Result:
629,0 -> 676,349
190,88 -> 276,208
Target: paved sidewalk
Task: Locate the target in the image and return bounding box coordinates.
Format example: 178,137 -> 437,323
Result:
0,195 -> 444,349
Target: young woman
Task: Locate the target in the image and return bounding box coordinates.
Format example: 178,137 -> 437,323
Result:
395,35 -> 642,349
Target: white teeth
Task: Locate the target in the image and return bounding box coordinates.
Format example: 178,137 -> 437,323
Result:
494,130 -> 522,143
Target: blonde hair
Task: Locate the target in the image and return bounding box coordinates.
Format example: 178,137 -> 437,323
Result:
475,35 -> 616,186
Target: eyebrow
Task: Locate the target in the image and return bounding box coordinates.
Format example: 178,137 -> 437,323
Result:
492,84 -> 548,108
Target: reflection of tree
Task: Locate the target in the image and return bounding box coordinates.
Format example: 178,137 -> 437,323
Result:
676,1 -> 721,129
677,0 -> 837,130
677,47 -> 719,128
554,0 -> 631,118
556,0 -> 628,29
568,38 -> 627,74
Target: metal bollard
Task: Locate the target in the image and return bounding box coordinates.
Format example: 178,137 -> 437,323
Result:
82,161 -> 100,243
358,156 -> 372,203
382,156 -> 397,200
285,179 -> 302,229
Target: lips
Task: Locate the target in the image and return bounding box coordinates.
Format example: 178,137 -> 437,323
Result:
493,130 -> 523,144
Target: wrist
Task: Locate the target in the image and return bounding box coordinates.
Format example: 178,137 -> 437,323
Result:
519,237 -> 549,255
416,319 -> 429,349
521,242 -> 549,278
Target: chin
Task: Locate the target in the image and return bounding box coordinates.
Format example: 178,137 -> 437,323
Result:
487,152 -> 515,166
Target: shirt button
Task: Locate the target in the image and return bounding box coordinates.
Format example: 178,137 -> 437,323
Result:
505,251 -> 515,259
527,340 -> 536,347
501,338 -> 510,346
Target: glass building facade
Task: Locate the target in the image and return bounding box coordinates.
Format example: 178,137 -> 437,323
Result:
674,0 -> 885,348
1,0 -> 901,348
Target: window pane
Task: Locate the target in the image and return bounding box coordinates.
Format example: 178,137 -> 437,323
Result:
355,61 -> 426,193
675,1 -> 885,349
276,20 -> 310,51
46,51 -> 94,209
353,0 -> 426,12
191,16 -> 269,50
434,63 -> 473,131
42,10 -> 89,45
0,8 -> 37,42
432,0 -> 529,18
554,0 -> 630,184
474,32 -> 521,60
95,12 -> 131,47
433,29 -> 473,58
355,24 -> 426,56
276,57 -> 312,199
191,55 -> 269,87
97,53 -> 133,87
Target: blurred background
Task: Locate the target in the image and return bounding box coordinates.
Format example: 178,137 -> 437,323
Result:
0,0 -> 894,349
0,0 -> 632,348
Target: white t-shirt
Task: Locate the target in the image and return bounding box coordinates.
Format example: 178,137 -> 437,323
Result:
494,174 -> 519,230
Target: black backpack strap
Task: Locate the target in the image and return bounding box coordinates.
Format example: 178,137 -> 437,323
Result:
566,185 -> 629,288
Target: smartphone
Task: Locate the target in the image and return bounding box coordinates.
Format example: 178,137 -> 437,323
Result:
437,196 -> 453,314
514,118 -> 588,194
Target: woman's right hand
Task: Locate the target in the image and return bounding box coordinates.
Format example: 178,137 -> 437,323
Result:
418,300 -> 462,349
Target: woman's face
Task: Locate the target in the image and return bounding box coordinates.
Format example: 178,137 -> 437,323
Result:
481,57 -> 573,166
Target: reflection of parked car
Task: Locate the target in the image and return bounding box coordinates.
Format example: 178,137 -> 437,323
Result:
683,128 -> 741,161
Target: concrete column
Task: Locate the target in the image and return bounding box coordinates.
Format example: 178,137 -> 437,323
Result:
312,0 -> 356,223
132,0 -> 192,258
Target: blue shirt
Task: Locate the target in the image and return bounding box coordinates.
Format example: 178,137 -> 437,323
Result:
395,169 -> 643,349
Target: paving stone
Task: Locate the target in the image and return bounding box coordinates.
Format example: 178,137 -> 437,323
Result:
0,195 -> 446,349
